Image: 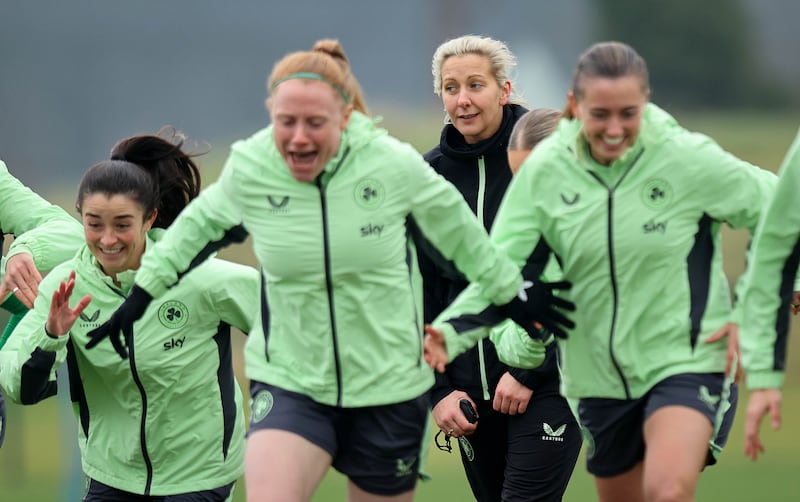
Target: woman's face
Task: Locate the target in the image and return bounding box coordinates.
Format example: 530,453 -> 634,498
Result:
569,74 -> 648,166
270,79 -> 352,182
81,193 -> 155,280
440,54 -> 510,144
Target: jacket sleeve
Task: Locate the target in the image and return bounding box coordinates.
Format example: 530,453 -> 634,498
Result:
684,133 -> 778,327
204,259 -> 261,334
0,271 -> 68,404
489,320 -> 550,370
0,160 -> 83,279
134,160 -> 247,298
404,150 -> 521,306
740,128 -> 800,389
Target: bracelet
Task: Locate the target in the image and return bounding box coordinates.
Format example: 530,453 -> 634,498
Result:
44,325 -> 60,339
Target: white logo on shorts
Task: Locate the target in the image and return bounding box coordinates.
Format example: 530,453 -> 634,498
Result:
250,390 -> 274,423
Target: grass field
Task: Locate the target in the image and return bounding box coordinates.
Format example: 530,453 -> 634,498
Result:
2,110 -> 800,501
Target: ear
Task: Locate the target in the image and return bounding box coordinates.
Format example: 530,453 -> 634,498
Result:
567,91 -> 579,118
144,209 -> 158,231
341,103 -> 354,130
499,80 -> 511,106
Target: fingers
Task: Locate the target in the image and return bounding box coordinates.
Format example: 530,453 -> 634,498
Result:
4,253 -> 43,308
423,324 -> 448,373
551,296 -> 576,312
546,280 -> 573,292
769,399 -> 782,430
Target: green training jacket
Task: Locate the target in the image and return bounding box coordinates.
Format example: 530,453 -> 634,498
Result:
434,104 -> 776,400
132,111 -> 522,408
0,160 -> 83,293
740,127 -> 800,390
0,231 -> 259,495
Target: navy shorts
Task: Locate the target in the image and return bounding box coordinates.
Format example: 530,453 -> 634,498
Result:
82,478 -> 234,501
248,381 -> 429,496
577,373 -> 737,477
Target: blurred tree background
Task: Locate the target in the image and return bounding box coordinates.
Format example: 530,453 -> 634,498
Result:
593,0 -> 796,109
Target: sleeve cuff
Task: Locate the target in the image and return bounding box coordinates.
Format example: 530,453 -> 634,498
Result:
746,370 -> 784,390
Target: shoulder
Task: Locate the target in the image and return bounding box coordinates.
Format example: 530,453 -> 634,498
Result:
423,145 -> 443,167
189,257 -> 259,282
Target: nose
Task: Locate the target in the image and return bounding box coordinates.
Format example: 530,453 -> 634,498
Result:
100,228 -> 117,247
456,89 -> 471,108
291,124 -> 309,145
606,116 -> 623,136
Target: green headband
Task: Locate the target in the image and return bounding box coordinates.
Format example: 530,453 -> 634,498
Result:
270,72 -> 350,103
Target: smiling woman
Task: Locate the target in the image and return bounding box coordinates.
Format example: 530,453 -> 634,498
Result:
0,128 -> 260,501
423,41 -> 778,502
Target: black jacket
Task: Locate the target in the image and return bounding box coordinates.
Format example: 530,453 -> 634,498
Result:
416,104 -> 559,406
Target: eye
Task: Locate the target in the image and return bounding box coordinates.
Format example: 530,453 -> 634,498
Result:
444,85 -> 457,94
590,110 -> 609,119
622,108 -> 639,119
87,223 -> 101,230
469,82 -> 483,90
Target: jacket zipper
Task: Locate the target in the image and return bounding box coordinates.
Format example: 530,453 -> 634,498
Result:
476,156 -> 490,401
109,284 -> 154,494
315,149 -> 350,407
587,149 -> 644,400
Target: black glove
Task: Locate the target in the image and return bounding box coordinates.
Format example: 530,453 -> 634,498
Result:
85,285 -> 153,359
500,277 -> 575,340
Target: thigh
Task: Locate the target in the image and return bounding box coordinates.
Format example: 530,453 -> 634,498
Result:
642,373 -> 722,500
245,429 -> 331,502
246,381 -> 334,502
504,386 -> 581,502
334,393 -> 429,497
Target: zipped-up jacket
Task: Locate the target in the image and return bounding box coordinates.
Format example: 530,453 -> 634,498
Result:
129,111 -> 522,408
434,104 -> 776,400
0,231 -> 259,495
741,127 -> 800,390
418,104 -> 557,404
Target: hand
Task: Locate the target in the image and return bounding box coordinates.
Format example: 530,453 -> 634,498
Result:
85,285 -> 152,359
744,388 -> 781,461
705,322 -> 741,383
501,277 -> 575,339
791,291 -> 800,316
45,270 -> 92,337
493,372 -> 533,415
424,324 -> 449,373
432,391 -> 478,438
0,253 -> 43,308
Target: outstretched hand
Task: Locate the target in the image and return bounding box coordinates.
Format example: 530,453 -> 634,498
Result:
85,285 -> 152,359
46,270 -> 92,337
423,324 -> 449,373
744,388 -> 782,461
501,277 -> 575,340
